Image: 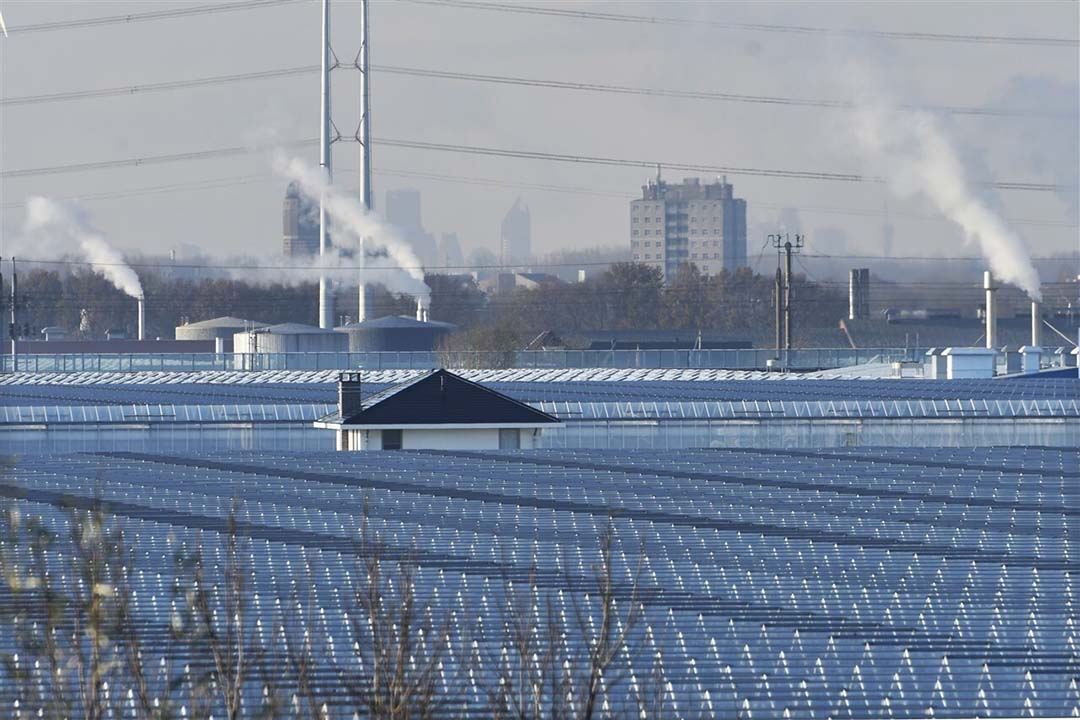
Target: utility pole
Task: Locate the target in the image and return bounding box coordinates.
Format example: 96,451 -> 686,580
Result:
354,0 -> 372,323
318,0 -> 334,330
774,265 -> 782,358
9,258 -> 17,373
770,233 -> 803,359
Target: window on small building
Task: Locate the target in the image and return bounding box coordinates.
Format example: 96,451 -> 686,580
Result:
499,428 -> 521,449
381,429 -> 403,450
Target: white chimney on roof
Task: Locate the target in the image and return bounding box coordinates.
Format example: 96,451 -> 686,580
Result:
983,271 -> 997,349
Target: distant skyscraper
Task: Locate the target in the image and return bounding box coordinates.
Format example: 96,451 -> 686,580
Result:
438,232 -> 464,268
386,188 -> 437,267
630,176 -> 747,280
500,198 -> 531,264
282,182 -> 320,256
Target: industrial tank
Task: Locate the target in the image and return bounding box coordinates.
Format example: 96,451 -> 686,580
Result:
233,322 -> 348,354
336,315 -> 455,352
176,316 -> 268,352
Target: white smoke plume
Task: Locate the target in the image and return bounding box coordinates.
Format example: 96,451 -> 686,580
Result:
20,197 -> 144,299
271,152 -> 431,303
842,63 -> 1042,300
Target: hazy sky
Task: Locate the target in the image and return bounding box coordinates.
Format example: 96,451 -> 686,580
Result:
1,0 -> 1077,270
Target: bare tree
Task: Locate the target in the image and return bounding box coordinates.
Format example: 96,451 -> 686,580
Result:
342,508 -> 459,719
172,510 -> 280,719
482,522 -> 650,720
0,500 -> 190,719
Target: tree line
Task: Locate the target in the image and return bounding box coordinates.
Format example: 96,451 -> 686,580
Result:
8,263 -> 845,347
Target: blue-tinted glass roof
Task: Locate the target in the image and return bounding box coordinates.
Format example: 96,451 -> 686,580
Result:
0,447 -> 1076,717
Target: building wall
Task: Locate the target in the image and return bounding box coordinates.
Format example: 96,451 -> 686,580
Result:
338,427 -> 538,451
234,330 -> 348,354
630,177 -> 748,280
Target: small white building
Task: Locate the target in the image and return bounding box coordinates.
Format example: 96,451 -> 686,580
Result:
941,347 -> 997,379
315,369 -> 561,451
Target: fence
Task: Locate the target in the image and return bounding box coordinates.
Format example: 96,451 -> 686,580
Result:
0,347 -> 924,374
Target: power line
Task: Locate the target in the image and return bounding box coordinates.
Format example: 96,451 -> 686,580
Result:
0,140 -> 315,179
0,67 -> 319,107
373,138 -> 1065,192
0,0 -> 303,36
4,63 -> 1065,120
373,65 -> 1070,119
402,0 -> 1079,48
0,134 -> 1068,193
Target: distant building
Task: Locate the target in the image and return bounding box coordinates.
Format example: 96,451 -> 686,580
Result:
500,198 -> 531,265
386,189 -> 437,267
315,369 -> 561,451
483,271 -> 563,294
630,176 -> 747,280
438,232 -> 464,268
282,182 -> 320,257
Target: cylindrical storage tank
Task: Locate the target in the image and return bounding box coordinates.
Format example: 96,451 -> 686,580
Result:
176,317 -> 269,353
233,322 -> 348,354
336,315 -> 456,352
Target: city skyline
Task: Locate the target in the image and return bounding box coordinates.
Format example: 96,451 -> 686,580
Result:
0,1 -> 1076,275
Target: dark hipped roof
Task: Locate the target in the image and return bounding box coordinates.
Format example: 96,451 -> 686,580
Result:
321,369 -> 560,426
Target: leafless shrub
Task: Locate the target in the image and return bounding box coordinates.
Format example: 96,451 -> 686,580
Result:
481,521 -> 654,720
0,500 -> 187,719
340,508 -> 460,719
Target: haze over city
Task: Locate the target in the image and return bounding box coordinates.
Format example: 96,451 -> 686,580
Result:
1,0 -> 1076,268
1,3 -> 1080,718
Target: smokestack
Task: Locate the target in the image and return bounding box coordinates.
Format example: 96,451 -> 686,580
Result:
416,297 -> 425,322
848,269 -> 859,321
983,271 -> 997,349
317,0 -> 334,330
357,284 -> 368,324
848,268 -> 870,320
1031,300 -> 1041,347
137,295 -> 145,341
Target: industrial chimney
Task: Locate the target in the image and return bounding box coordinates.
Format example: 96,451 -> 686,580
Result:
415,297 -> 429,323
137,295 -> 146,341
1030,300 -> 1041,347
848,268 -> 870,321
983,271 -> 997,349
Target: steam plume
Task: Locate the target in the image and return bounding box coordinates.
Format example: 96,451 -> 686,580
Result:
21,197 -> 143,299
272,153 -> 431,303
843,64 -> 1042,299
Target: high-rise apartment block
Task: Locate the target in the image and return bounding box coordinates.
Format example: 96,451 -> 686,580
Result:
630,176 -> 747,280
282,182 -> 320,256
